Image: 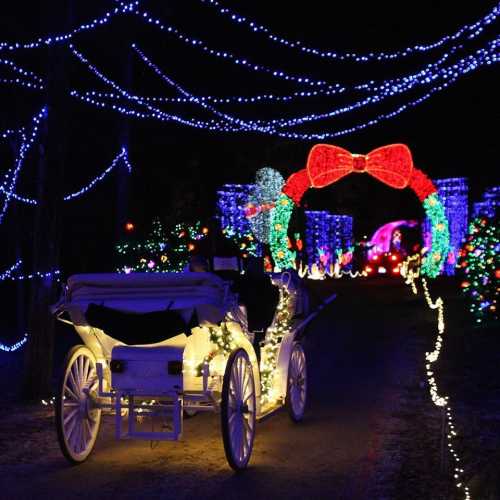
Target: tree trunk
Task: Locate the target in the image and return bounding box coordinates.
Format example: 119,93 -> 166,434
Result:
23,1 -> 73,400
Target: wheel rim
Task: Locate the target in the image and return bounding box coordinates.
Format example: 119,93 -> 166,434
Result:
61,350 -> 100,460
289,345 -> 307,418
227,352 -> 256,468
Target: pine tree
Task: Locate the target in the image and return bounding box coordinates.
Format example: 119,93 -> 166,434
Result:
458,217 -> 499,326
116,217 -> 208,273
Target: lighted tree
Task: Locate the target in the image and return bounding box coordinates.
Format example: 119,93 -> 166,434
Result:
116,217 -> 208,273
458,217 -> 499,326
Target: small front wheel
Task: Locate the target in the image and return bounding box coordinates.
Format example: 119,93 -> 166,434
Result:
55,345 -> 102,464
286,342 -> 307,422
221,349 -> 256,471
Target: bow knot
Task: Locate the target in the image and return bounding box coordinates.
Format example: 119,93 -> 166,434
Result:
352,154 -> 367,172
306,143 -> 414,190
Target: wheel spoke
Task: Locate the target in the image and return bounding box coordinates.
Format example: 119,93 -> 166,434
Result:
64,384 -> 80,402
63,408 -> 78,426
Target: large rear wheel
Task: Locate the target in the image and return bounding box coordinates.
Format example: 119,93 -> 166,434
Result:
221,349 -> 256,471
55,345 -> 101,464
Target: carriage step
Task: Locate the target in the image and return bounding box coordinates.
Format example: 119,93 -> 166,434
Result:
115,393 -> 183,441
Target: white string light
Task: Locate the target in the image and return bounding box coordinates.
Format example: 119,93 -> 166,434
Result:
401,258 -> 472,499
0,333 -> 28,352
0,2 -> 140,52
198,0 -> 500,62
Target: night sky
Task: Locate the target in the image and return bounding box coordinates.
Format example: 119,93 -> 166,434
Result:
0,0 -> 499,277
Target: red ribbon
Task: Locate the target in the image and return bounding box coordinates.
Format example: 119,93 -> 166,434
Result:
306,143 -> 414,189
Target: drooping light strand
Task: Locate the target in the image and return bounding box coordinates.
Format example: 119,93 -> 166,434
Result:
0,269 -> 61,282
0,259 -> 22,280
0,259 -> 60,282
0,77 -> 44,91
70,45 -> 236,133
0,2 -> 140,52
129,4 -> 500,96
0,333 -> 28,352
0,58 -> 44,83
0,106 -> 47,224
63,147 -> 132,201
401,264 -> 472,500
133,41 -> 473,133
70,39 -> 499,141
199,0 -> 500,62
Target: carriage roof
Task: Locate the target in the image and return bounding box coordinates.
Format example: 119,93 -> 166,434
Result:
59,272 -> 230,324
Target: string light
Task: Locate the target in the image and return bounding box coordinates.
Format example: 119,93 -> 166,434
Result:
0,269 -> 61,282
245,167 -> 284,244
0,2 -> 140,52
0,333 -> 28,352
458,217 -> 499,325
421,193 -> 450,278
198,0 -> 500,62
116,219 -> 208,274
472,185 -> 500,218
271,144 -> 449,274
70,45 -> 236,133
401,262 -> 472,500
63,147 -> 132,201
0,106 -> 47,224
260,279 -> 294,406
129,4 -> 499,96
0,147 -> 133,204
70,41 -> 499,141
216,184 -> 253,236
95,40 -> 496,136
425,178 -> 469,276
0,58 -> 44,83
0,259 -> 22,280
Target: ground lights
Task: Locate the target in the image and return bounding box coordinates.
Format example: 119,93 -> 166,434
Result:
270,143 -> 449,278
401,259 -> 471,499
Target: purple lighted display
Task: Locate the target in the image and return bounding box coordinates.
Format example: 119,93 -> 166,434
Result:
368,220 -> 418,258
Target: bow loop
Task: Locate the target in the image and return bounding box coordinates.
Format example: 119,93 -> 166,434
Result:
306,143 -> 414,190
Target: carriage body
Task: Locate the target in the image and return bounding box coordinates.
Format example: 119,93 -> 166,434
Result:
53,271 -> 308,469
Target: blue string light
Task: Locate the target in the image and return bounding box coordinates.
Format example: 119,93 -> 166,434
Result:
0,77 -> 44,91
0,260 -> 22,280
0,2 -> 140,52
0,147 -> 134,205
198,0 -> 500,62
0,333 -> 28,352
63,147 -> 132,201
70,44 -> 237,133
0,58 -> 44,83
0,106 -> 47,224
69,38 -> 498,140
127,5 -> 499,94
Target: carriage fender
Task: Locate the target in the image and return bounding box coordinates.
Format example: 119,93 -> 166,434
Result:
275,330 -> 297,401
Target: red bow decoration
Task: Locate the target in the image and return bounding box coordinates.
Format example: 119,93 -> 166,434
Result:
306,143 -> 414,189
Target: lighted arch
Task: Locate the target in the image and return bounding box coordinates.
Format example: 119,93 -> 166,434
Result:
270,144 -> 450,278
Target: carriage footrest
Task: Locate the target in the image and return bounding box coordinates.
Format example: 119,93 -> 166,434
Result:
115,393 -> 183,441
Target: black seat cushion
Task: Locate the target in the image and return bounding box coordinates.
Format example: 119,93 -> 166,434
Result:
85,303 -> 187,345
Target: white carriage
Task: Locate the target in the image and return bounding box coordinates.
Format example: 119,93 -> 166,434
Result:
52,271 -> 310,470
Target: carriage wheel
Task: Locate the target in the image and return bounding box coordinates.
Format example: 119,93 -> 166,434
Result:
221,349 -> 256,471
55,345 -> 102,464
286,343 -> 307,422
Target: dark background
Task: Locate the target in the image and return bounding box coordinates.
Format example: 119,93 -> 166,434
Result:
0,0 -> 498,282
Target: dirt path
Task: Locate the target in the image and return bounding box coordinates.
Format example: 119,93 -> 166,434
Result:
0,279 -> 448,499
